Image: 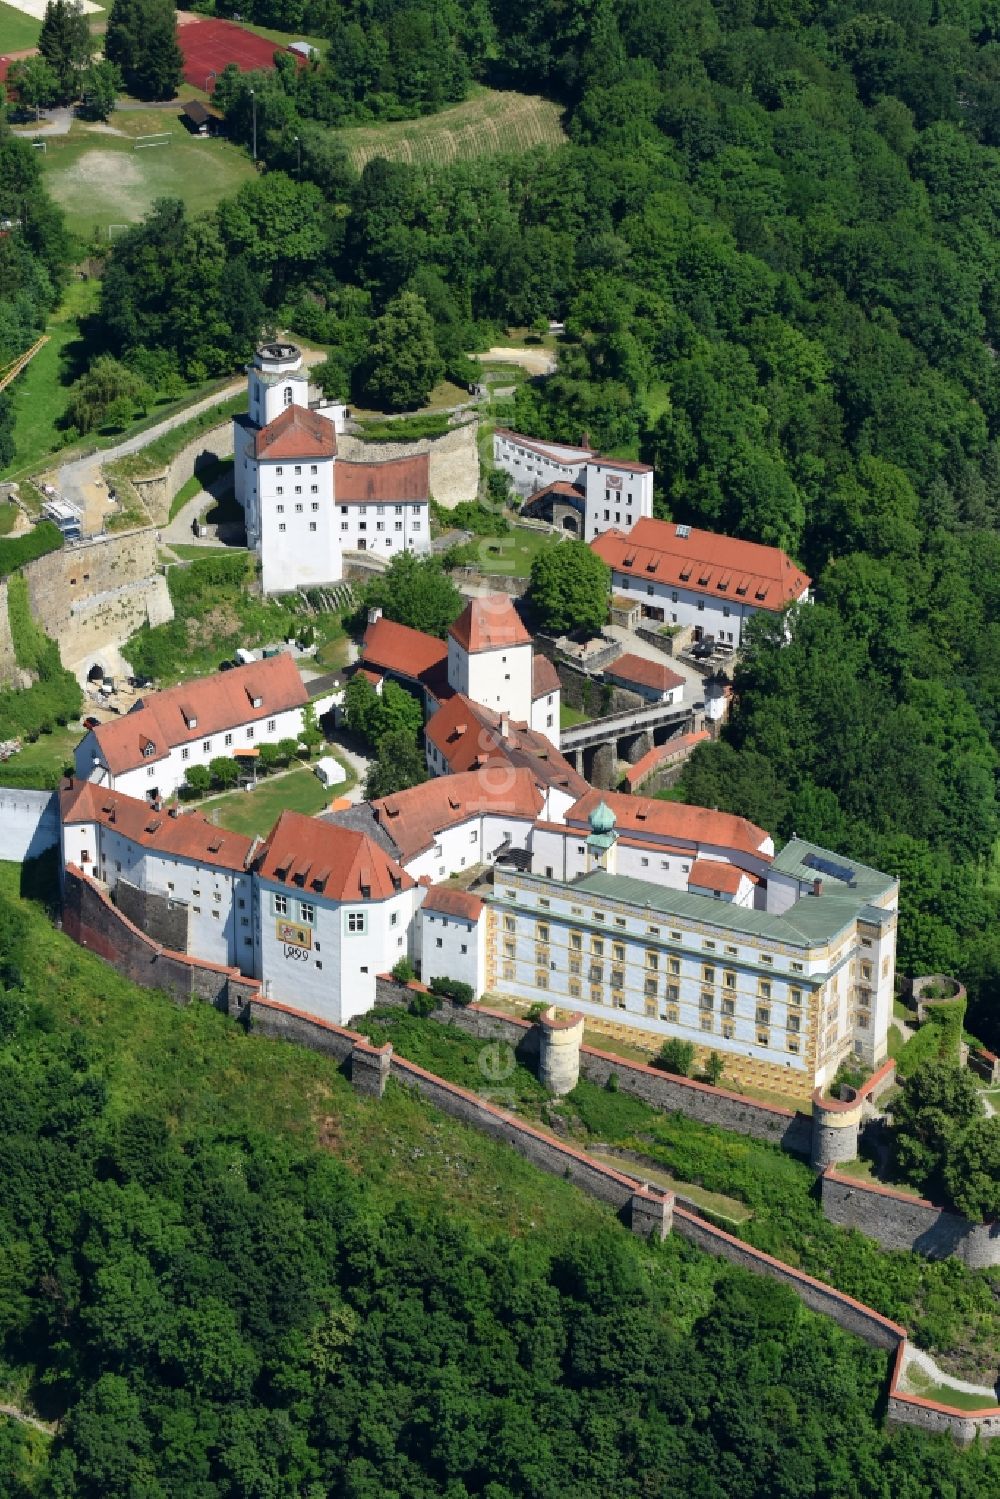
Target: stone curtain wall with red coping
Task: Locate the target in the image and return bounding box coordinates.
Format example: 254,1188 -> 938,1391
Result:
52,914 -> 999,1444
63,866 -> 259,1012
822,1169 -> 1000,1269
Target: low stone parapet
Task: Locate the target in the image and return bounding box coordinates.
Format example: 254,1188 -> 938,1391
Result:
821,1168 -> 1000,1268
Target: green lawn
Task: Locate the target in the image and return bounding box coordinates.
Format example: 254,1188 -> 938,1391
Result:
0,721 -> 81,789
0,280 -> 100,482
560,702 -> 589,729
0,0 -> 40,50
41,109 -> 256,242
0,500 -> 18,537
901,1363 -> 999,1411
465,524 -> 559,578
200,761 -> 356,838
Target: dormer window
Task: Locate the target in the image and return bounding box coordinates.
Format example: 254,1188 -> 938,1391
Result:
186,717 -> 197,730
251,695 -> 262,709
142,741 -> 156,758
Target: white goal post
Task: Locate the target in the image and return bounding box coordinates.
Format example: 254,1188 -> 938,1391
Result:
133,132 -> 172,149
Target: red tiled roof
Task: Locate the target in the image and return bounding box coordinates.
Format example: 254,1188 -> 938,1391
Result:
86,654 -> 306,776
532,655 -> 561,699
533,480 -> 585,500
361,616 -> 448,684
358,667 -> 383,686
565,788 -> 771,860
373,767 -> 542,861
60,780 -> 253,871
448,595 -> 532,653
606,652 -> 684,693
623,731 -> 710,789
592,518 -> 810,611
426,693 -> 588,798
420,884 -> 484,921
255,404 -> 337,461
687,859 -> 745,896
336,454 -> 429,504
256,809 -> 413,901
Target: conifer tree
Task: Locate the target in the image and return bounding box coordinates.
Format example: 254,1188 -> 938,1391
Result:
38,0 -> 91,103
105,0 -> 182,100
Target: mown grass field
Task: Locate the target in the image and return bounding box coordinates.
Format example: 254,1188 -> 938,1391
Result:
0,0 -> 41,51
202,761 -> 356,838
462,523 -> 560,578
41,108 -> 256,242
337,87 -> 566,171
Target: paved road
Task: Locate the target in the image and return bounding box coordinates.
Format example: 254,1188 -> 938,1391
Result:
603,623 -> 708,700
55,379 -> 246,524
11,105 -> 74,138
56,346 -> 328,526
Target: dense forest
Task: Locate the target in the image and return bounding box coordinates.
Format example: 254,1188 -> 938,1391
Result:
84,0 -> 1000,1042
2,867 -> 1000,1495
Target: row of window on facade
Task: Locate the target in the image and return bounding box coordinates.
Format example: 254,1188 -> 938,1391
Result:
176,721 -> 278,761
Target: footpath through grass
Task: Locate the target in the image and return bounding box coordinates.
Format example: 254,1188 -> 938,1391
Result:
201,760 -> 356,839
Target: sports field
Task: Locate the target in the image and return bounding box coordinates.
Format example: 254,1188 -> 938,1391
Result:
177,12 -> 293,91
41,108 -> 257,241
337,88 -> 566,171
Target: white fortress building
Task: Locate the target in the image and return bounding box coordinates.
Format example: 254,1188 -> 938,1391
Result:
57,754 -> 897,1099
234,342 -> 431,594
73,653 -> 308,804
593,519 -> 811,647
493,427 -> 653,542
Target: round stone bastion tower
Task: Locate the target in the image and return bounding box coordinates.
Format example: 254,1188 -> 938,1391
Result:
538,1007 -> 585,1096
810,1087 -> 864,1170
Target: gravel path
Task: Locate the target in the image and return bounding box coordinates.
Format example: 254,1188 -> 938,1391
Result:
0,1400 -> 55,1435
902,1345 -> 998,1401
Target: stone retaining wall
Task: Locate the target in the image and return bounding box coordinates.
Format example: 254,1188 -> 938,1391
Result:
370,978 -> 814,1154
62,865 -> 258,1012
115,419 -> 236,527
21,527 -> 172,671
339,419 -> 479,509
0,579 -> 19,687
821,1169 -> 1000,1268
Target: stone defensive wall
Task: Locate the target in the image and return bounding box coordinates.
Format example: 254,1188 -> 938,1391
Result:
46,912 -> 1000,1446
249,994 -> 996,1446
821,1169 -> 1000,1269
20,527 -> 172,672
370,977 -> 814,1155
111,419 -> 236,528
62,865 -> 259,1013
810,1059 -> 897,1170
339,418 -> 479,510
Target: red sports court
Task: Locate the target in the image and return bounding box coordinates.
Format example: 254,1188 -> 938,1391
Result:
177,15 -> 296,92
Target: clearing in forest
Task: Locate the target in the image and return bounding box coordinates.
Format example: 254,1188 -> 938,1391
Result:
337,88 -> 566,171
40,109 -> 257,240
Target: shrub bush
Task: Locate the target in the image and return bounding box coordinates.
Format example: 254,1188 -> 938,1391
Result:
428,975 -> 474,1006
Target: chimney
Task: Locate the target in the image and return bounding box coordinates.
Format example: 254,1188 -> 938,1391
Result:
499,712 -> 509,739
812,877 -> 823,897
368,606 -> 383,626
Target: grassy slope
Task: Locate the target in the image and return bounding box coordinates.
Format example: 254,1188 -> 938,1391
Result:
0,0 -> 40,51
0,860 -> 623,1250
0,280 -> 99,481
41,108 -> 256,241
462,524 -> 559,577
355,1007 -> 1000,1385
337,87 -> 566,172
